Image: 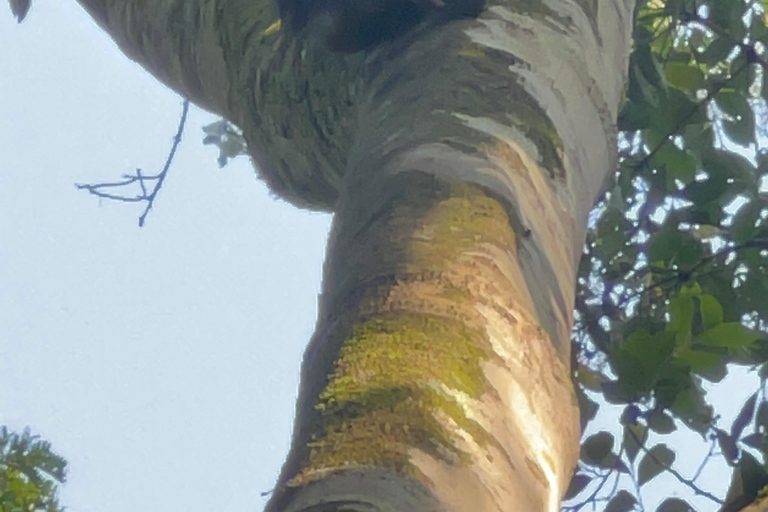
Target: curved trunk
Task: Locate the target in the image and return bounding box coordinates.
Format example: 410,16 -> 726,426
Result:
73,0 -> 636,510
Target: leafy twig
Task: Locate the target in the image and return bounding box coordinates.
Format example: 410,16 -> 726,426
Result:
627,428 -> 723,504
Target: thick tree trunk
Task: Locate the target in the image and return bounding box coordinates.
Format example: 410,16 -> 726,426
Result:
73,0 -> 636,510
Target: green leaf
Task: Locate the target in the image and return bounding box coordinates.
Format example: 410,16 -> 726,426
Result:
8,0 -> 31,22
0,427 -> 67,512
697,323 -> 760,350
580,431 -> 614,465
201,119 -> 247,167
718,91 -> 751,119
675,347 -> 728,382
696,38 -> 734,65
656,497 -> 695,512
709,1 -> 747,40
623,424 -> 648,463
667,295 -> 693,347
647,410 -> 677,434
722,453 -> 768,512
704,149 -> 756,185
600,226 -> 628,256
669,378 -> 713,433
664,62 -> 705,91
618,102 -> 652,131
604,490 -> 637,512
654,360 -> 692,408
655,145 -> 697,188
698,294 -> 723,330
638,444 -> 675,485
636,44 -> 664,88
731,201 -> 762,243
602,453 -> 630,474
723,115 -> 756,146
731,392 -> 757,440
647,228 -> 681,264
717,91 -> 756,145
576,365 -> 605,392
563,474 -> 591,500
647,230 -> 702,271
626,330 -> 676,372
601,381 -> 637,404
577,388 -> 600,432
717,428 -> 739,464
612,349 -> 649,397
675,238 -> 704,270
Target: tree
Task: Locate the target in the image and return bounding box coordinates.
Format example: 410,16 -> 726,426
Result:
0,427 -> 67,512
9,0 -> 768,511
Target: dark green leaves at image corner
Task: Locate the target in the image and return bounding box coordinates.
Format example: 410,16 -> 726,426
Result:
0,427 -> 67,512
573,0 -> 768,509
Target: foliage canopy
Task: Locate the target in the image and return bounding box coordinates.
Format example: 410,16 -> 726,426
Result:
569,0 -> 768,510
0,427 -> 67,512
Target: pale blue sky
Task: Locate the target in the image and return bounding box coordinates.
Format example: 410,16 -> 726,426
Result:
1,3 -> 762,512
1,2 -> 331,512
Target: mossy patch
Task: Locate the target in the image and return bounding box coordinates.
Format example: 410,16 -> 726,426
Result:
300,313 -> 495,480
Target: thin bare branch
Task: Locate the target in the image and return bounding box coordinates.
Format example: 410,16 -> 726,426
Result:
75,100 -> 190,227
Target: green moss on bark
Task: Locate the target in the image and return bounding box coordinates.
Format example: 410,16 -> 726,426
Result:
303,313 -> 493,479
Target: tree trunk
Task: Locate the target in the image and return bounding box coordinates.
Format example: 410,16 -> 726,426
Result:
73,0 -> 636,510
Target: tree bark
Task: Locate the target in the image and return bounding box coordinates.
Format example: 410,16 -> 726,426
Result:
72,0 -> 636,510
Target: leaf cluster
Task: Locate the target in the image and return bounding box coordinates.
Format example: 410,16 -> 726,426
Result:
569,0 -> 768,510
0,427 -> 67,512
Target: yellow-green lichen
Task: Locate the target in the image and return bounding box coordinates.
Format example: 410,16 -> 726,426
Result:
302,313 -> 495,479
324,314 -> 489,399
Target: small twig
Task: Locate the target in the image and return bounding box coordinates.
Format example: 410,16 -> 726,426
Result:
617,238 -> 768,307
563,448 -> 628,512
136,168 -> 149,198
627,428 -> 723,504
692,436 -> 718,483
630,41 -> 752,173
75,99 -> 190,227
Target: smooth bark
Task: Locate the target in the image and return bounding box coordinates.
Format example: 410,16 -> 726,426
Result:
72,0 -> 636,510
